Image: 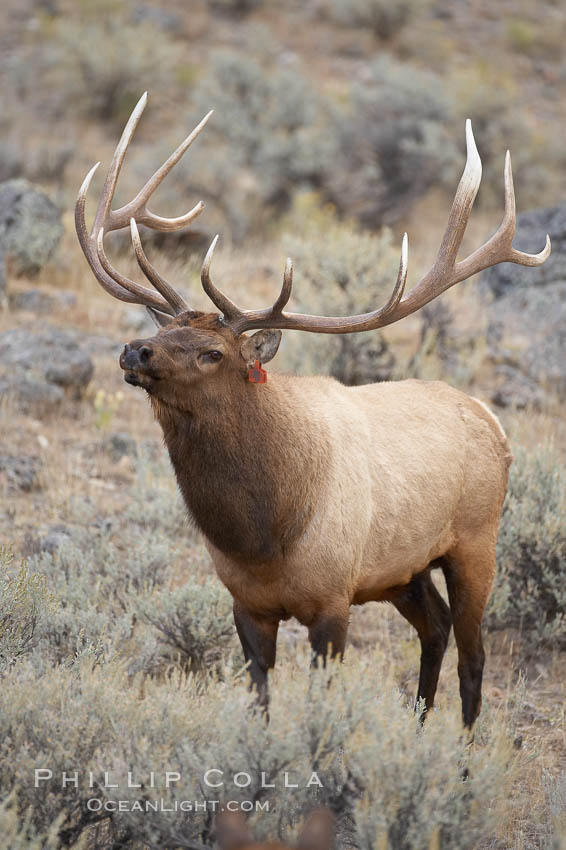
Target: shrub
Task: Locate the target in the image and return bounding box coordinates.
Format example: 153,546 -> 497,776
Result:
0,547 -> 56,671
544,771 -> 566,850
0,659 -> 137,848
325,57 -> 458,228
0,651 -> 517,849
0,442 -> 535,849
402,296 -> 488,388
328,0 -> 423,40
137,578 -> 236,673
121,449 -> 189,538
9,446 -> 221,676
55,17 -> 175,123
27,510 -> 182,665
186,52 -> 337,242
10,9 -> 177,125
506,18 -> 537,55
281,202 -> 399,384
452,69 -> 550,210
0,794 -> 78,850
487,444 -> 566,648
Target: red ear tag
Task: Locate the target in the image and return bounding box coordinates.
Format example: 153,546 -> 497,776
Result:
248,359 -> 267,384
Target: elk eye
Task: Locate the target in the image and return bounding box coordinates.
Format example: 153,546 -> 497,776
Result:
203,350 -> 223,362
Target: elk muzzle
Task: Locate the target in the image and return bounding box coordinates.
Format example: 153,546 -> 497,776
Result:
120,341 -> 155,386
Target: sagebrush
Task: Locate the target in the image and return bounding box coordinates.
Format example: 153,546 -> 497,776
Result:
488,443 -> 566,648
281,201 -> 399,384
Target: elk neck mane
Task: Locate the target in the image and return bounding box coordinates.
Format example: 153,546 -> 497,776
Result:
150,374 -> 329,564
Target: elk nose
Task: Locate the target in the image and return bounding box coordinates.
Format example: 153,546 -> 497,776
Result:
120,343 -> 153,370
139,345 -> 153,362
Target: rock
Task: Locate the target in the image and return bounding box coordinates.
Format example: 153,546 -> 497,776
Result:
483,203 -> 566,298
490,366 -> 546,410
102,432 -> 138,461
0,375 -> 65,412
9,288 -> 77,314
131,3 -> 182,31
487,280 -> 566,402
481,202 -> 566,405
39,524 -> 73,554
22,523 -> 73,558
44,356 -> 93,391
0,179 -> 63,283
0,454 -> 42,491
0,325 -> 93,409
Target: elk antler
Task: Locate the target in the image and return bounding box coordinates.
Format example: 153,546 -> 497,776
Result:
75,92 -> 212,319
200,120 -> 551,335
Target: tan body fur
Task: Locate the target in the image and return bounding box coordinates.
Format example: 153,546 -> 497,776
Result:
208,376 -> 510,626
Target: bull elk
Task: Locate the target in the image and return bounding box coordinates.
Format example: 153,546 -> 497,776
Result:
76,93 -> 550,730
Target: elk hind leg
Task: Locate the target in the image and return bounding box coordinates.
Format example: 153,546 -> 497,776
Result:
442,542 -> 495,731
392,569 -> 452,719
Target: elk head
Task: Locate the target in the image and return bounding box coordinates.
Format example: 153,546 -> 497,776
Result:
119,313 -> 281,408
76,92 -> 550,406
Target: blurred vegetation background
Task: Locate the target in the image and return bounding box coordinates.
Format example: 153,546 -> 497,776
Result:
3,0 -> 566,224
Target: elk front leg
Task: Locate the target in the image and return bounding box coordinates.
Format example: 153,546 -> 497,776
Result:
308,607 -> 349,668
233,601 -> 279,711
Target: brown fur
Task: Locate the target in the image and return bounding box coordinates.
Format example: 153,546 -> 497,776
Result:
121,310 -> 512,727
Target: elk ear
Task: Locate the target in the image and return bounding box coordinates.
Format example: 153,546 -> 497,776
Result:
240,329 -> 282,365
146,306 -> 174,328
297,809 -> 335,850
215,810 -> 255,850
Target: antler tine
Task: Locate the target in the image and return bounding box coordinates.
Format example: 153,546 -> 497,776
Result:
92,92 -> 148,235
380,232 -> 408,316
228,256 -> 297,334
495,150 -> 550,265
434,119 -> 482,273
76,160 -> 172,308
439,146 -> 551,289
200,242 -> 301,334
208,120 -> 549,336
119,110 -> 213,232
100,100 -> 213,234
272,258 -> 293,315
130,219 -> 190,313
375,119 -> 482,319
76,94 -> 212,314
201,235 -> 242,319
95,229 -> 176,314
204,232 -> 408,336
